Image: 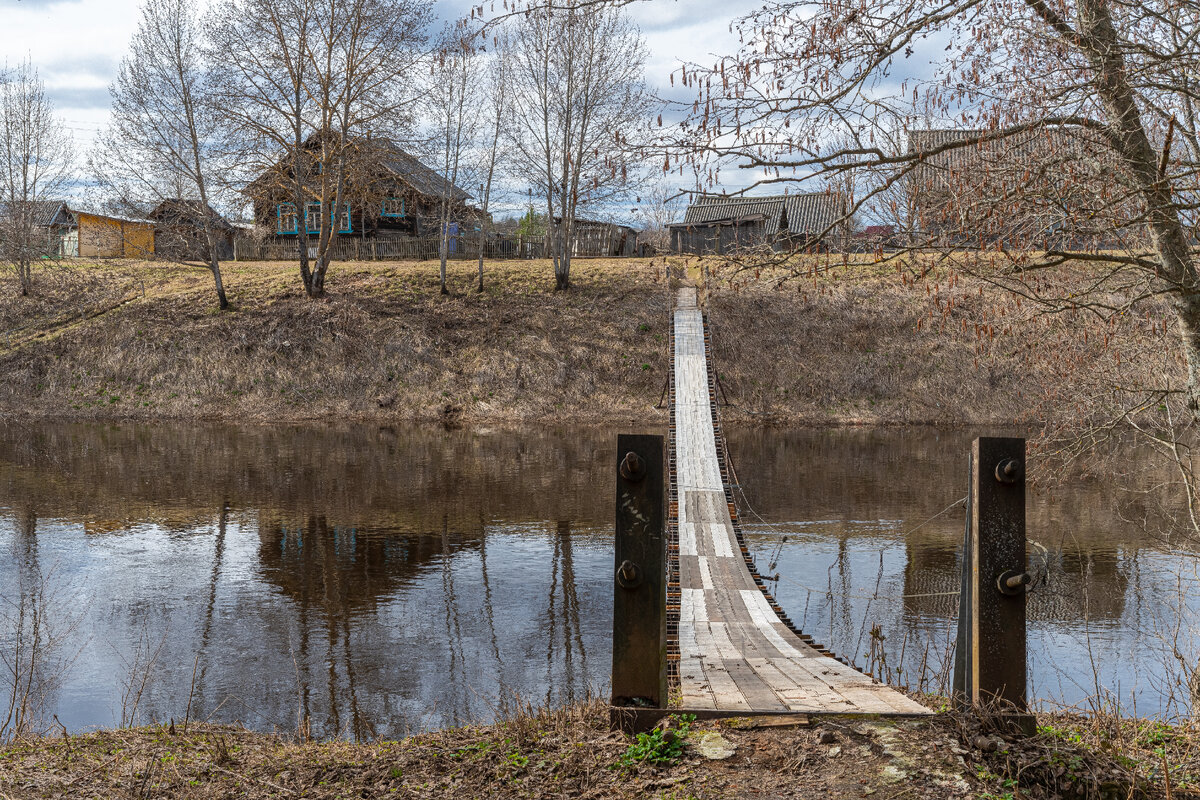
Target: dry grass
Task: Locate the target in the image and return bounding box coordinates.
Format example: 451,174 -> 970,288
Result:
0,254 -> 1174,427
0,698 -> 1123,800
0,258 -> 673,426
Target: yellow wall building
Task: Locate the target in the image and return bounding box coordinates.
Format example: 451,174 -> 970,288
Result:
77,212 -> 155,258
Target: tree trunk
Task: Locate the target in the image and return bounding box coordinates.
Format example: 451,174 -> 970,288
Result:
210,263 -> 229,310
1076,0 -> 1200,408
440,237 -> 449,295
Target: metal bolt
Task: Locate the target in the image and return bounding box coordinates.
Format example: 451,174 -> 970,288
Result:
996,569 -> 1031,595
994,457 -> 1023,485
620,451 -> 645,482
616,559 -> 642,589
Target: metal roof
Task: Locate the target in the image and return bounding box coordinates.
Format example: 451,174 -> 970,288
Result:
681,192 -> 846,236
0,200 -> 73,228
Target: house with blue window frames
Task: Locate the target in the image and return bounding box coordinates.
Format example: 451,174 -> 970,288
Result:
249,135 -> 479,243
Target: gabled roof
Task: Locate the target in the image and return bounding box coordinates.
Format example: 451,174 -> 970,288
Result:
0,200 -> 74,227
150,199 -> 234,231
378,142 -> 471,203
679,192 -> 846,236
906,127 -> 1109,194
247,134 -> 472,204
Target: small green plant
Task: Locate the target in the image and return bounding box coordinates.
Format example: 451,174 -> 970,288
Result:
617,714 -> 693,769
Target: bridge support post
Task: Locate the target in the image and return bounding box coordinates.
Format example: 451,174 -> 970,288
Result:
610,433 -> 666,711
954,436 -> 1033,732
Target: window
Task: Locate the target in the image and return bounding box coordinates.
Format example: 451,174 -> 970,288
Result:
303,202 -> 352,234
305,202 -> 321,234
277,203 -> 297,234
381,197 -> 405,217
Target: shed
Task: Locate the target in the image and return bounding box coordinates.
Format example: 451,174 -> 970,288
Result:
77,212 -> 155,258
0,200 -> 78,257
150,199 -> 235,261
551,217 -> 639,257
669,192 -> 847,255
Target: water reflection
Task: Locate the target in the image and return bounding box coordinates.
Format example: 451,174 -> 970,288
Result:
0,422 -> 1196,735
729,426 -> 1194,716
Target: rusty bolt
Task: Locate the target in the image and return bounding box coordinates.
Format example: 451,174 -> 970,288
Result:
994,457 -> 1023,485
617,559 -> 642,589
620,451 -> 645,482
996,569 -> 1031,596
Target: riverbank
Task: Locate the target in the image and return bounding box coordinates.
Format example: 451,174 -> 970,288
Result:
0,256 -> 1173,426
0,700 -> 1187,799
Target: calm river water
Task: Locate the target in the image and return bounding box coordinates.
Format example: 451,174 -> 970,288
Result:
0,423 -> 1195,738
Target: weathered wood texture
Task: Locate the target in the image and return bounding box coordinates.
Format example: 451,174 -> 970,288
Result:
671,287 -> 930,715
611,434 -> 667,708
954,437 -> 1028,711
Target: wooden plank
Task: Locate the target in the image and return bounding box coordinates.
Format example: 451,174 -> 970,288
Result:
669,287 -> 930,718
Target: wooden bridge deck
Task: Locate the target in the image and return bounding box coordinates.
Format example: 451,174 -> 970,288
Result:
670,288 -> 930,715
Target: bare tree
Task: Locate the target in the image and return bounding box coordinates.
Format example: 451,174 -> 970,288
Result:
476,37 -> 509,293
504,2 -> 650,290
0,61 -> 73,297
426,23 -> 483,295
208,0 -> 431,298
92,0 -> 231,309
672,0 -> 1200,414
632,183 -> 684,254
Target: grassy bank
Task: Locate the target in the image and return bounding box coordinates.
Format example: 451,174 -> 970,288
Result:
1,700 -> 1195,799
0,256 -> 1173,426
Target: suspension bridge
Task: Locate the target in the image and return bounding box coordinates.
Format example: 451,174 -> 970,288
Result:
666,287 -> 929,715
612,287 -> 1029,728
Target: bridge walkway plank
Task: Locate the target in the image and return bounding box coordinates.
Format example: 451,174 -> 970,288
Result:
671,287 -> 930,716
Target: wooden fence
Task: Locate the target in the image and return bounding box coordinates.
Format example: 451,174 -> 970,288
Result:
232,232 -> 640,262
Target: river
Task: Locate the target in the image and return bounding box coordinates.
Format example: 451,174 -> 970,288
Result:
0,423 -> 1194,738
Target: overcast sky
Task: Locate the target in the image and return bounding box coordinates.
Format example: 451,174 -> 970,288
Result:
1,0 -> 948,220
2,0 -> 743,139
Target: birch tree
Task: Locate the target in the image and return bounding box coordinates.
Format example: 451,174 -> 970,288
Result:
92,0 -> 231,309
208,0 -> 431,298
426,24 -> 483,295
505,2 -> 650,290
475,38 -> 508,293
0,61 -> 73,297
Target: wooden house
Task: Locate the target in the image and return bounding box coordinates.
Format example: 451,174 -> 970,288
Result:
247,135 -> 480,244
669,192 -> 847,255
150,199 -> 235,261
0,200 -> 78,257
906,128 -> 1123,248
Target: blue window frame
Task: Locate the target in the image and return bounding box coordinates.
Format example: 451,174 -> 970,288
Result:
304,202 -> 352,234
381,197 -> 405,217
277,203 -> 298,234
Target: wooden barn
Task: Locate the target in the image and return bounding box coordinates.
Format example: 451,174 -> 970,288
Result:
247,135 -> 480,244
150,199 -> 235,261
669,192 -> 847,255
551,217 -> 639,257
906,128 -> 1122,248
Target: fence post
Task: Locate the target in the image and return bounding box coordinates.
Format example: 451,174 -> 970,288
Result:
954,436 -> 1031,731
611,433 -> 666,712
